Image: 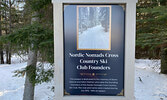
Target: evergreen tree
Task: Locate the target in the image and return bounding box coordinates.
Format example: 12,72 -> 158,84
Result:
100,7 -> 110,32
0,0 -> 53,99
0,0 -> 24,64
136,0 -> 167,74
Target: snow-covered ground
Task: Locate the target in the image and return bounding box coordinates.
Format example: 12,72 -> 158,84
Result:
79,25 -> 110,49
0,57 -> 167,100
0,56 -> 54,100
135,59 -> 167,100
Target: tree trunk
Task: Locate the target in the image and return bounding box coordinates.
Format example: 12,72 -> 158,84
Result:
23,50 -> 37,100
23,12 -> 39,100
0,50 -> 4,64
0,2 -> 4,64
7,0 -> 12,64
161,47 -> 167,74
4,0 -> 9,64
6,48 -> 9,64
5,45 -> 11,64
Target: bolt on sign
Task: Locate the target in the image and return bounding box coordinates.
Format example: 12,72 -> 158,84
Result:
52,0 -> 137,100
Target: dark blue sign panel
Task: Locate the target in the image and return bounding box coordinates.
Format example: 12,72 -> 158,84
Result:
64,4 -> 125,96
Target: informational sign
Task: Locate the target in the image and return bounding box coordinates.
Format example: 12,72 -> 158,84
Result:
64,4 -> 125,96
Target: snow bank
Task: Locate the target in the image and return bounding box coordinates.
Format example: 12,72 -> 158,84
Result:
135,59 -> 161,73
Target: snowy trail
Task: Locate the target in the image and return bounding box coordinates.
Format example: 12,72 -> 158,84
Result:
79,25 -> 110,49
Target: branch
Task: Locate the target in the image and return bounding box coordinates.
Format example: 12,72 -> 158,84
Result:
11,0 -> 16,6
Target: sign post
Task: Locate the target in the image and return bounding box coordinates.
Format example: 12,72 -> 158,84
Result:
52,0 -> 137,100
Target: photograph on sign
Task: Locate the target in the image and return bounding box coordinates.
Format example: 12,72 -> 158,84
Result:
64,4 -> 125,96
77,6 -> 111,50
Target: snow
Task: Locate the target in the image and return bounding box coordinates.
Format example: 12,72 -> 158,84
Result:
0,57 -> 167,100
79,25 -> 110,49
0,57 -> 54,100
135,59 -> 161,73
135,59 -> 167,100
0,63 -> 26,100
